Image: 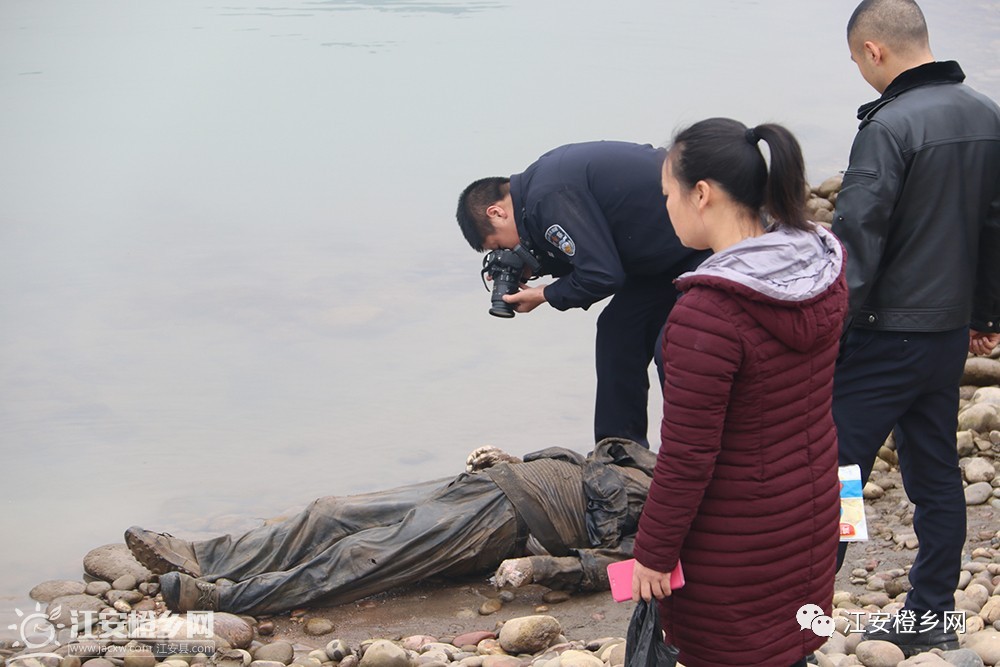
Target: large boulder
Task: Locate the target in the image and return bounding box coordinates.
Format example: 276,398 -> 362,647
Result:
82,544 -> 152,584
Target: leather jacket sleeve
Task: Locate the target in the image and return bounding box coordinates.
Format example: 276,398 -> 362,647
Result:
832,120 -> 908,327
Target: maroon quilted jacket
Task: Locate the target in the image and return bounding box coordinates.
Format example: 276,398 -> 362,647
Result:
634,226 -> 848,667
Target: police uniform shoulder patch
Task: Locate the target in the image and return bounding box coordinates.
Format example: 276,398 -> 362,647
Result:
544,224 -> 576,257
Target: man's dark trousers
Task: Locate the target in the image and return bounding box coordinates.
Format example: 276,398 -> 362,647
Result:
594,272 -> 682,448
833,326 -> 969,613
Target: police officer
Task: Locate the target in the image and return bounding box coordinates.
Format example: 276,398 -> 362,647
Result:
456,141 -> 709,447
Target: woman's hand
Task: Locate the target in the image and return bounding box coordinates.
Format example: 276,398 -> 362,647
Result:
632,560 -> 673,602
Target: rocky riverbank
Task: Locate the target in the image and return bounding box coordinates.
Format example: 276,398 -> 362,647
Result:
3,178 -> 1000,667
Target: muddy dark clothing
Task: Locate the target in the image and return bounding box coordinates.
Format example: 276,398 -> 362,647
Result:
193,440 -> 653,614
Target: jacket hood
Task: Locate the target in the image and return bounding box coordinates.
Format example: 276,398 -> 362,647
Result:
676,225 -> 846,351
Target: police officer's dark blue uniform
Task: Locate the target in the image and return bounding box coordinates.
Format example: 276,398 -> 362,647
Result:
508,141 -> 708,446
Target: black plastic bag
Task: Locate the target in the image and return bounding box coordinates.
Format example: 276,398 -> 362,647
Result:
625,598 -> 680,667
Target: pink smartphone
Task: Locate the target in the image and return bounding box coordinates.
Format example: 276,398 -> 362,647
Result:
606,558 -> 685,602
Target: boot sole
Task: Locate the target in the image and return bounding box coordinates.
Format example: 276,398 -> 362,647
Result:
125,528 -> 201,577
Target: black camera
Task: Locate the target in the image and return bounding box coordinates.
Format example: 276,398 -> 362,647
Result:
481,244 -> 541,318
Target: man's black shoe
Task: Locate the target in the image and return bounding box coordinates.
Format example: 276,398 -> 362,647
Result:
862,614 -> 960,657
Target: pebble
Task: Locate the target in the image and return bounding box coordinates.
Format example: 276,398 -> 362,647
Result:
304,618 -> 334,636
966,458 -> 998,484
106,590 -> 143,605
541,591 -> 570,604
453,632 -> 495,648
855,639 -> 905,667
498,615 -> 561,655
982,596 -> 1000,624
45,594 -> 105,627
863,483 -> 885,500
28,580 -> 87,602
965,629 -> 1000,665
325,639 -> 351,661
213,613 -> 255,649
478,599 -> 502,616
966,482 -> 994,505
939,648 -> 987,667
959,404 -> 1000,432
253,641 -> 294,665
111,575 -> 137,591
497,591 -> 515,603
257,621 -> 275,636
357,640 -> 408,667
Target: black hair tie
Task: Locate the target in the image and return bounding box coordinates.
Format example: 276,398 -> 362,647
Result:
745,127 -> 760,145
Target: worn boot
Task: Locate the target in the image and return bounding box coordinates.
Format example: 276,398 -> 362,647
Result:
159,572 -> 219,612
124,526 -> 201,577
861,612 -> 960,657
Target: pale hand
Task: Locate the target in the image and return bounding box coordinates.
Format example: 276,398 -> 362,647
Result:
969,330 -> 1000,356
632,559 -> 673,602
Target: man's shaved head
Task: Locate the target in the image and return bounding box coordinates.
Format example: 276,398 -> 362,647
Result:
847,0 -> 930,54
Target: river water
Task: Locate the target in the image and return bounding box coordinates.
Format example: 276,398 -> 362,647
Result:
1,0 -> 998,636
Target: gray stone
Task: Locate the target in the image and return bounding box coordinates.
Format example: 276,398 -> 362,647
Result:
85,581 -> 112,597
959,404 -> 1000,433
553,650 -> 602,667
966,458 -> 997,484
972,387 -> 1000,406
324,640 -> 350,662
357,640 -> 408,667
249,662 -> 288,667
79,661 -> 115,667
478,599 -> 502,616
44,594 -> 106,628
855,639 -> 905,667
815,175 -> 844,198
82,544 -> 152,584
213,613 -> 254,650
253,642 -> 294,665
303,618 -> 334,637
967,583 -> 991,609
58,657 -> 81,667
963,358 -> 1000,387
29,581 -> 87,603
111,575 -> 137,591
121,650 -> 156,667
897,653 -> 950,665
966,482 -> 994,505
498,615 -> 561,654
105,590 -> 143,605
939,648 -> 986,667
964,629 -> 1000,665
339,657 -> 359,667
958,431 -> 977,456
7,656 -> 62,667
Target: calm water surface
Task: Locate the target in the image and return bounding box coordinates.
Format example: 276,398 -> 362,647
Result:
1,0 -> 998,634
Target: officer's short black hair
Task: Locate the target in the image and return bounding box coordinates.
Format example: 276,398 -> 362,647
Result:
847,0 -> 929,53
456,177 -> 510,252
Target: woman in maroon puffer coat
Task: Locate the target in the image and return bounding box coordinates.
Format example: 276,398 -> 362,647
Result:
632,118 -> 848,667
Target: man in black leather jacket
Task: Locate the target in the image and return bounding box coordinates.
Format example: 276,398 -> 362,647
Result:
832,0 -> 1000,657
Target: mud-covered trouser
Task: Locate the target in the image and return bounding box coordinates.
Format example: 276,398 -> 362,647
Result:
833,327 -> 968,613
191,473 -> 520,614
